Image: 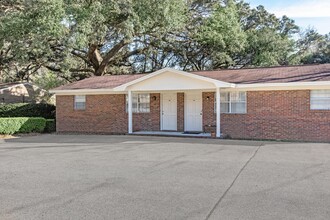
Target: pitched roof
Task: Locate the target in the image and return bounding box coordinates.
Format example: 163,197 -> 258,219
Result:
192,64 -> 330,84
54,74 -> 147,90
53,64 -> 330,90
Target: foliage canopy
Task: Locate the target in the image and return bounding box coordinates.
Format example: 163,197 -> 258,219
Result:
0,0 -> 329,84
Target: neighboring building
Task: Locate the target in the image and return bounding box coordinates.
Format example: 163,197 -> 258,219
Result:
50,64 -> 330,142
0,82 -> 52,104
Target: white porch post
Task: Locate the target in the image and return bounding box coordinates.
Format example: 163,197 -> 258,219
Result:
128,90 -> 133,134
216,87 -> 221,138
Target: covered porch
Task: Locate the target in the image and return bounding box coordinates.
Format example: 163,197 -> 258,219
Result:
114,68 -> 235,138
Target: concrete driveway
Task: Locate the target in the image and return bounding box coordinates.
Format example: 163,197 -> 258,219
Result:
0,135 -> 330,220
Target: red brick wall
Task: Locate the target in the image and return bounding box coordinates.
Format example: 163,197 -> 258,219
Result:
203,92 -> 216,128
177,93 -> 184,131
133,93 -> 160,131
202,91 -> 330,142
56,93 -> 160,133
57,91 -> 330,142
56,94 -> 127,133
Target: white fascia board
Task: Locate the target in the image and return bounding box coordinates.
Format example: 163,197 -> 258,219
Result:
49,88 -> 125,95
231,81 -> 330,91
113,67 -> 234,91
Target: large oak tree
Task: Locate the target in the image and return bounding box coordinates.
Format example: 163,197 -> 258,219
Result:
1,0 -> 328,84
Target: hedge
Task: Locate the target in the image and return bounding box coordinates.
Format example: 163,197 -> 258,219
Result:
0,103 -> 55,119
0,117 -> 46,134
44,119 -> 56,133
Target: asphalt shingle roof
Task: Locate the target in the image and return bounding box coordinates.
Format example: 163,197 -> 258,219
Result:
53,64 -> 330,90
54,74 -> 147,90
192,64 -> 330,84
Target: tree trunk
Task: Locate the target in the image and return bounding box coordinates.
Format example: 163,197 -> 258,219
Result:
87,44 -> 102,71
94,39 -> 130,76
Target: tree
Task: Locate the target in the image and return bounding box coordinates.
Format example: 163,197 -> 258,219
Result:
135,0 -> 247,71
154,0 -> 300,71
232,3 -> 299,67
2,0 -> 323,84
0,0 -> 66,81
293,29 -> 330,64
186,0 -> 247,70
1,0 -> 188,81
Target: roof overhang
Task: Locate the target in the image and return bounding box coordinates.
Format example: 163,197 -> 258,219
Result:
226,81 -> 330,91
49,88 -> 123,95
49,67 -> 330,95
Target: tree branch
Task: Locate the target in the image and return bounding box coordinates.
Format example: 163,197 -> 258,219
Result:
87,44 -> 103,71
95,39 -> 131,76
71,50 -> 93,67
69,68 -> 94,73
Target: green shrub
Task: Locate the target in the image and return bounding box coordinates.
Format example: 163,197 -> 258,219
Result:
0,103 -> 55,119
0,117 -> 46,134
44,119 -> 56,133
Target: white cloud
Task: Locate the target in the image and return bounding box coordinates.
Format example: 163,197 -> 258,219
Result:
270,0 -> 330,18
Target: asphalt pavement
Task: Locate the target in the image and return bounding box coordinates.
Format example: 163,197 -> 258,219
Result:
0,134 -> 329,220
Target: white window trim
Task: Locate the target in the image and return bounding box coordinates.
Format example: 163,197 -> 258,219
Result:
74,95 -> 86,110
215,91 -> 247,114
126,93 -> 150,113
310,90 -> 330,110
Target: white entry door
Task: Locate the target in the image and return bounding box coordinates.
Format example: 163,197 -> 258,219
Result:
161,93 -> 177,131
185,92 -> 203,132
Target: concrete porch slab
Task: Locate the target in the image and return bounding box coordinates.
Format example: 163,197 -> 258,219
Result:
133,131 -> 212,138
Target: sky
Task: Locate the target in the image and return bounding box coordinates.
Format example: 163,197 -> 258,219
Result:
247,0 -> 330,35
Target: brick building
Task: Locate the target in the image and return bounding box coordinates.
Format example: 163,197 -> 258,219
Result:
51,64 -> 330,142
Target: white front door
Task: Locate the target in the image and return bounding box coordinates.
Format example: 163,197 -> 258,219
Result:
161,93 -> 177,131
185,92 -> 203,132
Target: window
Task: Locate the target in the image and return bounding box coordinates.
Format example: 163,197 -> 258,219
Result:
74,95 -> 86,110
126,94 -> 150,113
215,91 -> 246,113
311,90 -> 330,110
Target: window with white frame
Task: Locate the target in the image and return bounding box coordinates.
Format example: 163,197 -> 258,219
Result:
126,93 -> 150,113
74,95 -> 86,110
310,90 -> 330,110
214,91 -> 247,113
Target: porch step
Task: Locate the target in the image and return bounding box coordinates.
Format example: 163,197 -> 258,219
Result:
183,131 -> 202,135
132,131 -> 214,138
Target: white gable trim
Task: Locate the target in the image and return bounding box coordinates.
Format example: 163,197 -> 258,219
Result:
113,68 -> 234,91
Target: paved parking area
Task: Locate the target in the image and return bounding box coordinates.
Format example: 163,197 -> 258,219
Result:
0,135 -> 330,220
